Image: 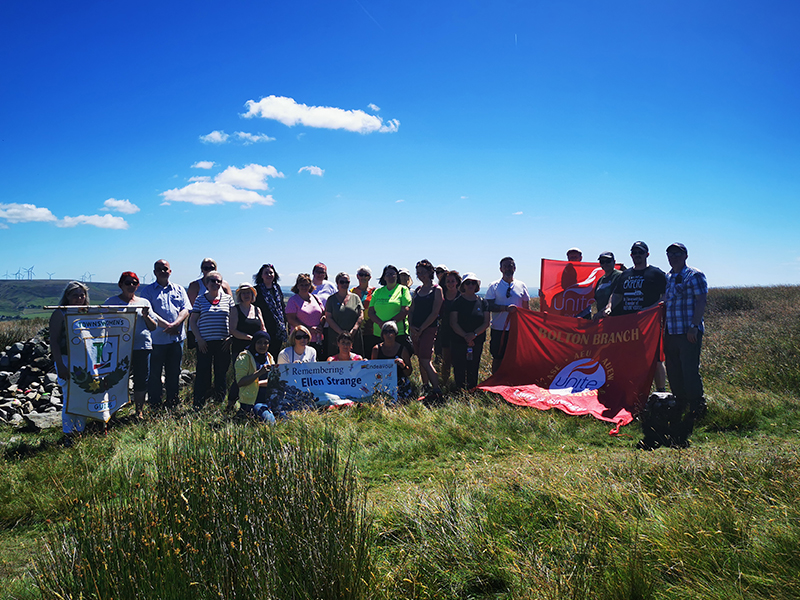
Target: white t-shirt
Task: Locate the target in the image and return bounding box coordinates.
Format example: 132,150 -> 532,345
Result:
484,278 -> 530,330
277,345 -> 318,364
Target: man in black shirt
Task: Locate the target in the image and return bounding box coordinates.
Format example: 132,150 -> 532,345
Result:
602,241 -> 667,390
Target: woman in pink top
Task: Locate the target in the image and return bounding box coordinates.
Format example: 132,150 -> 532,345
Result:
327,332 -> 363,362
285,273 -> 325,357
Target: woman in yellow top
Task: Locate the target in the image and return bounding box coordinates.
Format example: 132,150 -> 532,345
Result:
234,330 -> 276,423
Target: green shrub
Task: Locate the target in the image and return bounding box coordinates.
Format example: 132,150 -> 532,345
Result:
35,425 -> 373,600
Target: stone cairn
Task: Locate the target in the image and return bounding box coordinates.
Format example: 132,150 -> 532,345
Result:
0,327 -> 193,430
0,329 -> 61,430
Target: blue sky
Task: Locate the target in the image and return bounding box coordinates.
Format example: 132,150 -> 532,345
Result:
2,0 -> 799,290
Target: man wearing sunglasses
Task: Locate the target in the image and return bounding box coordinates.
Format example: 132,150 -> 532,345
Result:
485,256 -> 530,373
141,259 -> 191,410
603,241 -> 666,317
603,240 -> 667,391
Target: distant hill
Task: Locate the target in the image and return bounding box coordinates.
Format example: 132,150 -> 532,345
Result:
0,280 -> 122,319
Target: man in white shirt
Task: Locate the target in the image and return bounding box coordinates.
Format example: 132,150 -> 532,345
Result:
485,256 -> 530,373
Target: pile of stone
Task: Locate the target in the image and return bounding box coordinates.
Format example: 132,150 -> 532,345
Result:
0,330 -> 62,429
0,328 -> 196,430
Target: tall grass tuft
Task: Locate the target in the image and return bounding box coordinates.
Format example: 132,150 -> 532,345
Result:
0,318 -> 47,349
704,286 -> 800,395
35,424 -> 373,600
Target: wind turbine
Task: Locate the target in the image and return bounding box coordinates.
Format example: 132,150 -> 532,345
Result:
2,271 -> 9,279
87,273 -> 95,282
14,268 -> 22,280
47,272 -> 55,279
26,266 -> 35,280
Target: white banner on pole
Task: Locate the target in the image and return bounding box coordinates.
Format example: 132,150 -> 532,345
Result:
274,359 -> 397,400
64,309 -> 137,422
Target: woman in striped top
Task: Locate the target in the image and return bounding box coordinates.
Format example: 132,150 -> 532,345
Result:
190,270 -> 234,408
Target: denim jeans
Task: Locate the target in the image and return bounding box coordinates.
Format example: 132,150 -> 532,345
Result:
148,342 -> 183,407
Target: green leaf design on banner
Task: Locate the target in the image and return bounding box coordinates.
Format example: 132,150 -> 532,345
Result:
72,356 -> 130,394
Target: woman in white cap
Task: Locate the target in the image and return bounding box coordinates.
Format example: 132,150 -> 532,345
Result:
449,272 -> 490,390
228,282 -> 266,407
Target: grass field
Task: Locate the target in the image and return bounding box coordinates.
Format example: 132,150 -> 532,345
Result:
1,285 -> 799,599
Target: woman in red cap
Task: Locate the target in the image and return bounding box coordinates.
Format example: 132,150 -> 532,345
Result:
105,271 -> 158,418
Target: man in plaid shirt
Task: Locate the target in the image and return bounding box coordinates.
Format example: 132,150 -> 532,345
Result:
664,242 -> 708,444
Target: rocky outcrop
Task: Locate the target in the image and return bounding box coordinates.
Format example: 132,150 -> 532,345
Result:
0,330 -> 61,429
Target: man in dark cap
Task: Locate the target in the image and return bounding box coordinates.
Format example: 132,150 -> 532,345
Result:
592,251 -> 622,320
603,241 -> 667,390
663,242 -> 708,445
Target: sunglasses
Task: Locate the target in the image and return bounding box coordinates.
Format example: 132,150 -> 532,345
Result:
295,333 -> 310,340
207,279 -> 222,285
506,284 -> 513,298
123,281 -> 138,287
201,265 -> 215,271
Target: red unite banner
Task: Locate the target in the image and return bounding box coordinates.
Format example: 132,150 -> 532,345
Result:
479,305 -> 663,431
539,259 -> 607,317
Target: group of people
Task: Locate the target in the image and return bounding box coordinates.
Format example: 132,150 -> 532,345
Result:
49,243 -> 706,446
576,242 -> 708,447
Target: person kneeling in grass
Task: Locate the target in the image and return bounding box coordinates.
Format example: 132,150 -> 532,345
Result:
234,331 -> 276,423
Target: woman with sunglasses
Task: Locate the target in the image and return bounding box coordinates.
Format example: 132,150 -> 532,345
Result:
105,271 -> 158,418
409,259 -> 444,401
449,273 -> 490,391
324,272 -> 363,358
286,273 -> 325,357
253,263 -> 288,361
187,257 -> 233,305
438,270 -> 461,387
49,281 -> 91,438
190,270 -> 235,408
227,282 -> 266,408
369,265 -> 413,354
277,325 -> 318,364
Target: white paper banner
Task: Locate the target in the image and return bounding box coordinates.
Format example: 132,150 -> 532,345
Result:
274,359 -> 397,400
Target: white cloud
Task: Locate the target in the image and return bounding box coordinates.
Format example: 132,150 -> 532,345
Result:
215,164 -> 284,190
0,223 -> 8,229
161,182 -> 275,206
0,202 -> 58,224
513,211 -> 523,215
396,199 -> 404,203
200,130 -> 230,143
235,131 -> 275,144
192,161 -> 216,169
242,95 -> 400,134
461,196 -> 469,199
57,214 -> 129,229
368,103 -> 380,112
102,198 -> 140,214
189,176 -> 212,182
298,165 -> 324,177
161,163 -> 284,207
